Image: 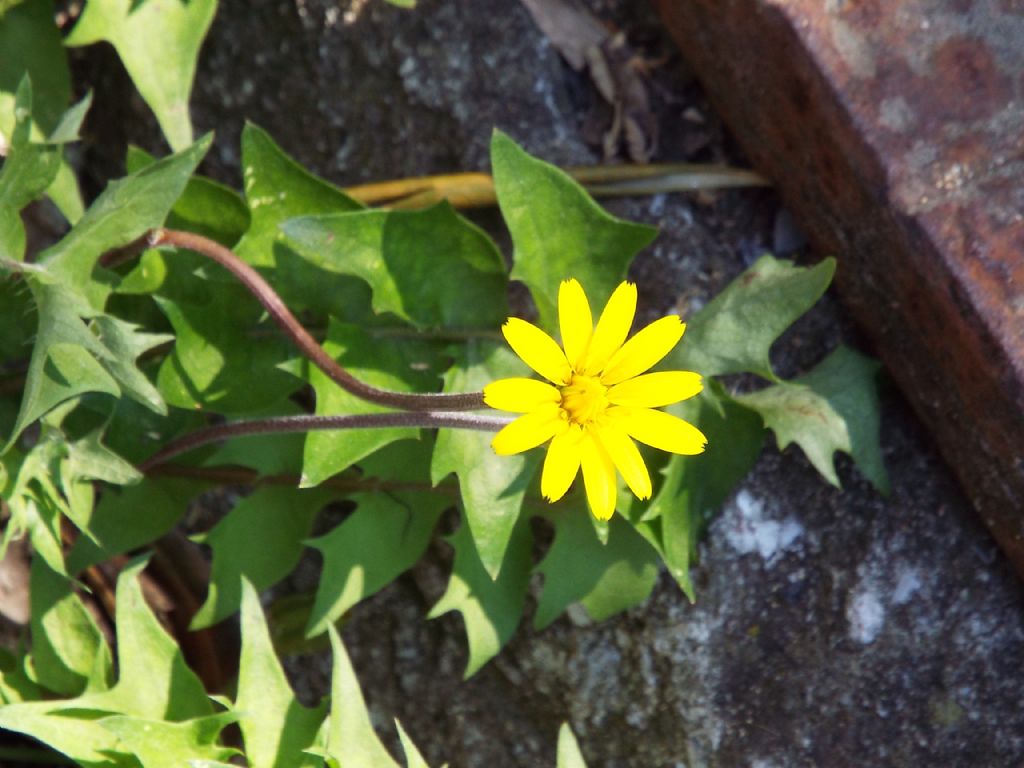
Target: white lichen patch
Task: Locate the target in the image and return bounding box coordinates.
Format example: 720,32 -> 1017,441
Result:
720,490 -> 804,563
847,587 -> 885,644
891,567 -> 922,605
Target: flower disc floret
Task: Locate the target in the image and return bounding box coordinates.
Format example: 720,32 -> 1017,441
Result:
484,279 -> 707,520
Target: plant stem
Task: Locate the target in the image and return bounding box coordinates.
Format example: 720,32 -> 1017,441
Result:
138,411 -> 511,471
344,163 -> 768,208
146,228 -> 486,411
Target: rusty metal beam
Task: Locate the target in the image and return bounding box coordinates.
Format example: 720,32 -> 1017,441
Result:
653,0 -> 1024,573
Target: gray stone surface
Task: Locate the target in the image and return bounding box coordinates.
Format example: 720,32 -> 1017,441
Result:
98,0 -> 1024,765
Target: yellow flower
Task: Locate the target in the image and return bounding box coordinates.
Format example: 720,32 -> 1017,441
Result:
484,279 -> 707,520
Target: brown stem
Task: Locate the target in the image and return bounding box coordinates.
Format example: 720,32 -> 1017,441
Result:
144,228 -> 486,411
138,411 -> 510,471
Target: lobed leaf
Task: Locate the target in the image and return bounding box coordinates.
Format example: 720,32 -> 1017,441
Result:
282,202 -> 508,331
71,558 -> 212,720
321,624 -> 401,768
64,0 -> 217,151
534,499 -> 660,630
67,477 -> 202,572
668,254 -> 836,381
237,580 -> 326,768
125,145 -> 250,246
154,288 -> 303,414
98,712 -> 240,768
638,387 -> 765,599
0,1 -> 70,137
192,485 -> 336,630
491,130 -> 656,331
39,134 -> 211,300
0,560 -> 212,766
431,340 -> 537,579
235,122 -> 371,321
307,489 -> 445,637
0,77 -> 60,260
29,555 -> 112,696
735,345 -> 889,493
429,514 -> 533,677
557,723 -> 589,768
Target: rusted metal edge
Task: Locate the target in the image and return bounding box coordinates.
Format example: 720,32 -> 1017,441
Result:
653,0 -> 1024,574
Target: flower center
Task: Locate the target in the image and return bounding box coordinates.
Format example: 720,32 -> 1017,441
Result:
559,373 -> 609,426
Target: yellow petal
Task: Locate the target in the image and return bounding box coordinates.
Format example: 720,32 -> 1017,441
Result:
607,406 -> 707,455
541,425 -> 583,502
592,422 -> 651,500
558,279 -> 593,371
484,378 -> 560,413
607,371 -> 703,408
580,428 -> 617,520
581,281 -> 637,375
491,405 -> 566,455
502,318 -> 572,385
600,316 -> 685,385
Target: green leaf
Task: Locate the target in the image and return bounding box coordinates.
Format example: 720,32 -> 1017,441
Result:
3,138 -> 210,445
0,273 -> 33,361
429,514 -> 532,677
67,478 -> 201,572
90,314 -> 172,414
237,580 -> 326,768
192,486 -> 335,630
735,345 -> 889,492
307,490 -> 445,636
125,145 -> 250,246
98,712 -> 239,768
72,557 -> 213,720
0,0 -> 70,137
641,388 -> 764,599
2,434 -> 74,574
65,0 -> 217,150
234,122 -> 370,321
4,281 -> 119,447
534,501 -> 660,630
46,157 -> 85,224
0,647 -> 44,705
557,723 -> 588,768
301,321 -> 443,487
154,289 -> 302,414
431,341 -> 536,579
0,76 -> 60,204
305,438 -> 446,635
29,555 -> 113,696
670,254 -> 836,380
282,202 -> 508,330
0,205 -> 24,261
0,2 -> 85,223
40,134 -> 211,297
47,424 -> 141,540
321,623 -> 400,768
46,90 -> 92,145
0,77 -> 60,260
0,559 -> 212,767
491,130 -> 656,330
395,720 -> 432,768
0,701 -> 136,768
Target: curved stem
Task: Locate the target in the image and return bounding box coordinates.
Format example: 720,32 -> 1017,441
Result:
138,411 -> 511,471
147,228 -> 487,412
